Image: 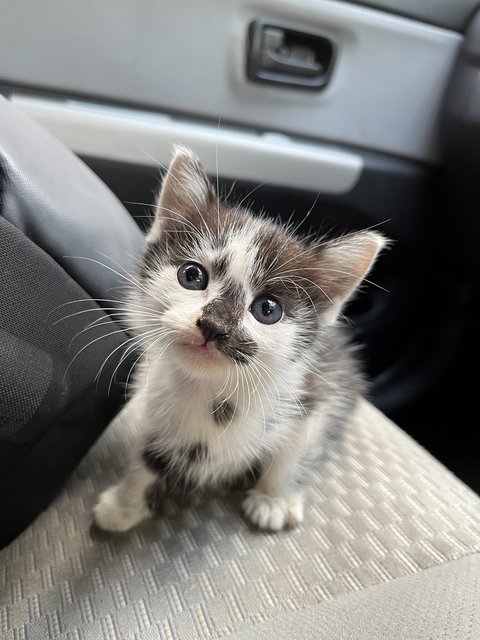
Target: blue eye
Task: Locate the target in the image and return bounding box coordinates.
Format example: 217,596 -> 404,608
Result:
250,297 -> 283,325
177,263 -> 208,290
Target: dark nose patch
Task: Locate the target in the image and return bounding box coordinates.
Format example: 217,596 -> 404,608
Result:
199,296 -> 239,336
197,317 -> 229,343
197,283 -> 257,363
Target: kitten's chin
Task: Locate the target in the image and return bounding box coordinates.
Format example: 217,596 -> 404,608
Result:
173,341 -> 229,376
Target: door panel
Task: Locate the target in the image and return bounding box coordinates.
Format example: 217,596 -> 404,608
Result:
8,94 -> 363,195
0,0 -> 460,162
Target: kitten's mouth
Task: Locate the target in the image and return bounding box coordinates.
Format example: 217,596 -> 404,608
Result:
178,339 -> 224,362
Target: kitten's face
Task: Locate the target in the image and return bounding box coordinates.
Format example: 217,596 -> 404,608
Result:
137,219 -> 300,377
129,147 -> 386,379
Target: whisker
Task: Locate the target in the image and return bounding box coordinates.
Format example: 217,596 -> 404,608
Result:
216,364 -> 240,439
146,336 -> 176,388
53,306 -> 159,326
64,325 -> 163,385
290,191 -> 321,236
215,114 -> 222,237
94,327 -> 172,391
231,181 -> 269,217
273,266 -> 389,293
106,328 -> 166,397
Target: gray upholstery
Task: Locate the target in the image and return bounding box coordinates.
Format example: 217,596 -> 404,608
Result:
0,95 -> 146,546
235,554 -> 480,639
1,399 -> 479,638
0,94 -> 145,308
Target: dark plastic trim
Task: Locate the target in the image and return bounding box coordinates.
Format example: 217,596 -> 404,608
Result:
246,20 -> 336,90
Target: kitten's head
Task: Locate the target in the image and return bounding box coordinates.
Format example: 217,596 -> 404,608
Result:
130,146 -> 386,379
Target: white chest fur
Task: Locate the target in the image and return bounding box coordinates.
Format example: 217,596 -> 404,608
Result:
134,356 -> 289,488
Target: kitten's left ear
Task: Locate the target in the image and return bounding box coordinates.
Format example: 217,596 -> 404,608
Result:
146,146 -> 215,243
316,231 -> 388,325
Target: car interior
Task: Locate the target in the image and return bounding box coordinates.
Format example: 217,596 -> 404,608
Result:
1,1 -> 480,638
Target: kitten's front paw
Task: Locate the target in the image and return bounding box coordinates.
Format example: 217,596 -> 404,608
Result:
93,485 -> 151,532
242,490 -> 304,531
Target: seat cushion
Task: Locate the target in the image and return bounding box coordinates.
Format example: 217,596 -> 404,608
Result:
1,399 -> 479,639
234,554 -> 480,640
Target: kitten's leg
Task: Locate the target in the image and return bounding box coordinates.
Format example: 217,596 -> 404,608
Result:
93,461 -> 157,532
242,457 -> 305,531
243,418 -> 320,531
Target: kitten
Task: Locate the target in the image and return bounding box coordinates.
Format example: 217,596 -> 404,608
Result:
93,146 -> 386,532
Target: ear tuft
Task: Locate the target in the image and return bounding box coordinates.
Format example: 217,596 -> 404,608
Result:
146,146 -> 215,243
316,230 -> 389,325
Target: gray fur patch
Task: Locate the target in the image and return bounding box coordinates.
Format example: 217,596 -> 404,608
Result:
186,443 -> 208,462
298,371 -> 321,416
143,446 -> 170,475
212,254 -> 229,279
211,400 -> 235,426
145,481 -> 164,513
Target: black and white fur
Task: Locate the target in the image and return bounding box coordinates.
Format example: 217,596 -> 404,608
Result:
93,147 -> 386,532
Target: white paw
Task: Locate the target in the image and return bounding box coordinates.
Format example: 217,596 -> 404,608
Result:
242,490 -> 304,531
93,485 -> 151,532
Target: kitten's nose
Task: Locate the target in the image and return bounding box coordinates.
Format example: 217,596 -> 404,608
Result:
196,317 -> 228,343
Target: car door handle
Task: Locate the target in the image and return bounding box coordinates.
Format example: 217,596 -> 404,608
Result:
265,43 -> 323,77
247,20 -> 335,90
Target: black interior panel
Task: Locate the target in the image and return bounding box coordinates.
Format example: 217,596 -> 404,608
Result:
441,8 -> 480,275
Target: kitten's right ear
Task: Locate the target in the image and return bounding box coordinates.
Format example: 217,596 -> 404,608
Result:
146,146 -> 215,243
315,231 -> 388,325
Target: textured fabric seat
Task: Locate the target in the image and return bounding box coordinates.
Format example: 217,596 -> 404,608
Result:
1,399 -> 479,639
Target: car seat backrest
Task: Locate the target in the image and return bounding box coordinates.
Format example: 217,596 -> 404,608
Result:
0,95 -> 145,547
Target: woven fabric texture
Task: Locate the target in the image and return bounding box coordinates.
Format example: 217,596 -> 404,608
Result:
234,553 -> 480,640
1,399 -> 480,639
